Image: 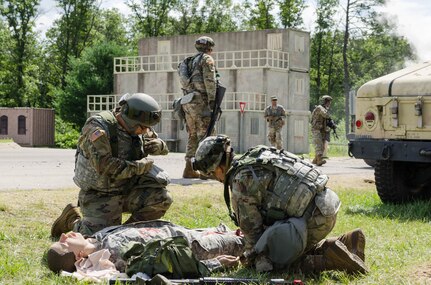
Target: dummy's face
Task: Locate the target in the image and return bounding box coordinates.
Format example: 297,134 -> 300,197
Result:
52,232 -> 88,259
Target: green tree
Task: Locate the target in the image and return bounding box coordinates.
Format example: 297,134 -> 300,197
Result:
198,0 -> 240,33
244,0 -> 277,30
0,0 -> 40,107
277,0 -> 305,28
170,0 -> 202,35
55,42 -> 129,128
127,0 -> 176,38
93,8 -> 130,47
46,0 -> 99,89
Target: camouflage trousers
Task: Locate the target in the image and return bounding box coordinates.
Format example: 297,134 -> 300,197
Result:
311,129 -> 325,156
74,177 -> 173,236
182,97 -> 213,158
267,127 -> 283,149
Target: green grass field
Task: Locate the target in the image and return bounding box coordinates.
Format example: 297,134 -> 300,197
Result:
1,181 -> 431,284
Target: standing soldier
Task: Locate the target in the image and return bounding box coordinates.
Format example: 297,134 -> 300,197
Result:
264,96 -> 286,150
51,93 -> 173,238
311,95 -> 333,166
181,36 -> 218,178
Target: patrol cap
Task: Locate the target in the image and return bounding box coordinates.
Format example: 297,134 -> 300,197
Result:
193,135 -> 231,174
321,95 -> 332,101
271,96 -> 278,101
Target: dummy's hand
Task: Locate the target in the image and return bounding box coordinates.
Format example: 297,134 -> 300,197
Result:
136,158 -> 154,175
144,138 -> 166,155
216,255 -> 240,269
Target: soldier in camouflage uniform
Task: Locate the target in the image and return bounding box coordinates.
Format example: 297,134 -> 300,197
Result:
193,135 -> 368,274
264,96 -> 286,149
47,220 -> 244,274
181,36 -> 218,178
311,95 -> 333,166
51,93 -> 173,238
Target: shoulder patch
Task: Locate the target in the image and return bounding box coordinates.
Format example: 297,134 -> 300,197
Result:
90,129 -> 106,142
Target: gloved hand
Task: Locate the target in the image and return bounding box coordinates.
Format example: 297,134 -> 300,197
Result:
209,100 -> 215,110
144,138 -> 166,155
136,158 -> 154,175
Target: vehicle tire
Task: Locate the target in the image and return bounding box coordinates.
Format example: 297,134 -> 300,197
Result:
374,160 -> 431,203
363,159 -> 376,167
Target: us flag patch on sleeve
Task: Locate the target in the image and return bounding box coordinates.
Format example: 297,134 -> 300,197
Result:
90,129 -> 106,142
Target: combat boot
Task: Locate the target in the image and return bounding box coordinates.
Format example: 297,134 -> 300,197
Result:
51,203 -> 81,239
316,154 -> 326,166
182,158 -> 200,179
322,240 -> 368,274
327,228 -> 366,262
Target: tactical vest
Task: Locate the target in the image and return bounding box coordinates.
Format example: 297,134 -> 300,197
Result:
224,145 -> 329,225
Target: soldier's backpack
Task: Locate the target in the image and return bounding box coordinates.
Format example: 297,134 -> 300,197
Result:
177,53 -> 203,91
224,145 -> 329,225
123,236 -> 210,279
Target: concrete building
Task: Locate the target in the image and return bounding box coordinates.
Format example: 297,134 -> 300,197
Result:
0,108 -> 55,146
88,28 -> 310,153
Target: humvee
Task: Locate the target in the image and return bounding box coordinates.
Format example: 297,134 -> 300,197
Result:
348,62 -> 431,203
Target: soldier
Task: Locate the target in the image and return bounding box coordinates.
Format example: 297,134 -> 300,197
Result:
193,135 -> 368,274
264,96 -> 286,150
180,36 -> 218,178
47,220 -> 243,274
51,93 -> 173,238
311,95 -> 333,166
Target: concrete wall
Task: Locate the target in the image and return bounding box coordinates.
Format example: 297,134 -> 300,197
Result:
112,29 -> 310,154
0,108 -> 55,146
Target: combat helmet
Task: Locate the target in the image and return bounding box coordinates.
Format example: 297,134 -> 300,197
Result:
195,36 -> 215,52
193,135 -> 231,174
119,93 -> 161,130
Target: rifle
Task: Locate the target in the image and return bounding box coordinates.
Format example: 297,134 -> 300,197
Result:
326,118 -> 339,140
204,83 -> 226,138
109,276 -> 304,285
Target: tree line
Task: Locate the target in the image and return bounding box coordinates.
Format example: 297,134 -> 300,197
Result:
0,0 -> 415,131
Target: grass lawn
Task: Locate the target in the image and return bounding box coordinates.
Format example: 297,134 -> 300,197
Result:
1,178 -> 431,284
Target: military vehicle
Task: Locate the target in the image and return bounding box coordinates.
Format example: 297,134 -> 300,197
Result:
348,62 -> 431,203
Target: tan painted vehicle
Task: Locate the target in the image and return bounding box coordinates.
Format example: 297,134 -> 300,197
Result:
348,62 -> 431,203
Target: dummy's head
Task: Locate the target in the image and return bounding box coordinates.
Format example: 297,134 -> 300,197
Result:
46,232 -> 90,274
119,93 -> 162,133
192,135 -> 232,175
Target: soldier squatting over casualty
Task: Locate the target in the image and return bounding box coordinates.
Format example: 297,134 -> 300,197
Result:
51,93 -> 173,238
193,135 -> 368,274
46,220 -> 244,280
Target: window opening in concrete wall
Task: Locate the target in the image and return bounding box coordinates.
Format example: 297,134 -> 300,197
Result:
295,78 -> 304,95
294,119 -> 304,137
0,115 -> 8,135
250,117 -> 259,135
295,35 -> 305,53
18,115 -> 26,135
267,33 -> 282,50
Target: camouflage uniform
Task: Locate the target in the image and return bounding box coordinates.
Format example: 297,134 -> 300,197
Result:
264,104 -> 286,149
91,220 -> 245,273
182,53 -> 217,158
311,104 -> 331,156
227,147 -> 339,270
73,111 -> 173,236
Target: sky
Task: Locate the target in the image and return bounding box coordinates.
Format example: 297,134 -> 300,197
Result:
36,0 -> 431,62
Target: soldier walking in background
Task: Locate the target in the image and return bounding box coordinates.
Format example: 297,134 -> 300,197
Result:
264,96 -> 286,150
192,135 -> 368,274
180,36 -> 218,178
51,93 -> 173,238
311,95 -> 333,166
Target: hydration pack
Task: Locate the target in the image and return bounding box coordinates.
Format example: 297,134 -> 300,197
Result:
177,53 -> 203,90
224,145 -> 329,224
